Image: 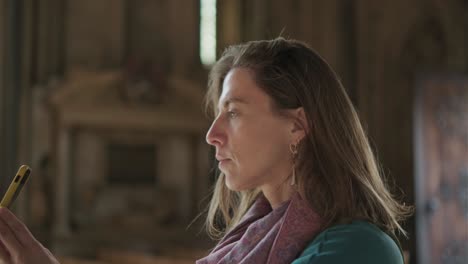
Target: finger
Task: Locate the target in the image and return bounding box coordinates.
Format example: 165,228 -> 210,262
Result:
0,211 -> 22,256
0,208 -> 39,249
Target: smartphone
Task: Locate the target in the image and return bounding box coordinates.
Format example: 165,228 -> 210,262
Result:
0,165 -> 32,208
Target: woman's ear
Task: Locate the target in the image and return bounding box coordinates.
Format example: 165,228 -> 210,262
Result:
290,107 -> 309,143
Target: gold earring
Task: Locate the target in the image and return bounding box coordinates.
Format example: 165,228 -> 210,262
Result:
290,142 -> 298,186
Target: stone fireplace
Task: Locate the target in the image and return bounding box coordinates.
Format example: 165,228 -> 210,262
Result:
48,70 -> 212,254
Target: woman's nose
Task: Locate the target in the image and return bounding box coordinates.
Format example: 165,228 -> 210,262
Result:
205,119 -> 225,147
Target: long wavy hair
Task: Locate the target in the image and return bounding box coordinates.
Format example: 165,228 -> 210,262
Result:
203,38 -> 413,240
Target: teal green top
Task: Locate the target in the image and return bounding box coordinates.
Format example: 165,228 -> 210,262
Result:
292,220 -> 404,264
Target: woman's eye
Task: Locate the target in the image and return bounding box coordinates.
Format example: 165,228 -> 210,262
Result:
227,110 -> 238,118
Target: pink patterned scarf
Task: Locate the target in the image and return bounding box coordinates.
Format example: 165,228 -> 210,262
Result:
196,192 -> 323,264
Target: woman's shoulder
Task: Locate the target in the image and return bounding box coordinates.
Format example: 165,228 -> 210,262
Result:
292,220 -> 404,264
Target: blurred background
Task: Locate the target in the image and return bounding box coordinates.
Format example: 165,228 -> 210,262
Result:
0,0 -> 467,263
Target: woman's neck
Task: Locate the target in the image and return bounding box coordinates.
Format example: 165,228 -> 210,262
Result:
262,183 -> 294,209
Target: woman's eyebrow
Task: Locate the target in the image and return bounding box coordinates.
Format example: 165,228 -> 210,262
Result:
217,97 -> 249,111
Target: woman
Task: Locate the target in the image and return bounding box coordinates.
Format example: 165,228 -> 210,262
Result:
197,38 -> 412,264
0,38 -> 412,263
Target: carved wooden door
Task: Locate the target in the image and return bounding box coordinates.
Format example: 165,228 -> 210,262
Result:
415,76 -> 468,264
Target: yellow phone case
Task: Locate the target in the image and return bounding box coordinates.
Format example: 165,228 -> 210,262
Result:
0,165 -> 32,208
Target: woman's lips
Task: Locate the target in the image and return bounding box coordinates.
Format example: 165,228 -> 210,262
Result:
218,159 -> 231,166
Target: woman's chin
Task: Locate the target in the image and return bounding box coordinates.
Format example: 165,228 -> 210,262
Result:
225,181 -> 242,191
225,177 -> 251,192
224,175 -> 241,191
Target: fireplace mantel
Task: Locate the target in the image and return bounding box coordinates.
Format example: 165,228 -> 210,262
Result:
48,69 -> 211,250
49,69 -> 208,131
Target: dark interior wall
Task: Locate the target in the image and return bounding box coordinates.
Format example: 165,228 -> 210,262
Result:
65,0 -> 201,76
0,0 -> 7,197
0,0 -> 22,201
0,0 -> 40,219
65,0 -> 126,69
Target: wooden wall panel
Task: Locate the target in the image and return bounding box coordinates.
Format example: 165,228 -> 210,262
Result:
415,76 -> 468,264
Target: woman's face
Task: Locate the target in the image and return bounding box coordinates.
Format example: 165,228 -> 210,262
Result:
205,68 -> 294,191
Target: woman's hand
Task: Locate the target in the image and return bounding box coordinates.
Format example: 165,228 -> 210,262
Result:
0,207 -> 59,264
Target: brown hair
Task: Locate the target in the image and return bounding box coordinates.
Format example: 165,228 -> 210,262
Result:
203,37 -> 413,240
